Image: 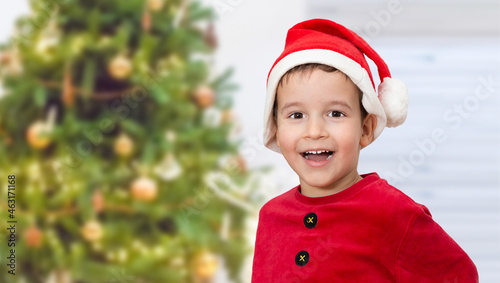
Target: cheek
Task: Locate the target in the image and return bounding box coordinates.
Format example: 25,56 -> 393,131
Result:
337,129 -> 363,150
276,128 -> 294,150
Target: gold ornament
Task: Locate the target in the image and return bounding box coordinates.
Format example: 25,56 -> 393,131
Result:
153,245 -> 165,257
166,54 -> 184,69
165,130 -> 177,142
117,248 -> 128,263
193,250 -> 218,280
81,220 -> 104,242
170,256 -> 185,268
35,36 -> 58,58
35,21 -> 61,61
148,0 -> 165,11
108,54 -> 132,80
27,161 -> 42,180
193,85 -> 215,108
26,120 -> 52,149
154,152 -> 182,181
98,36 -> 112,48
25,224 -> 43,248
130,176 -> 158,202
45,269 -> 72,283
114,133 -> 134,157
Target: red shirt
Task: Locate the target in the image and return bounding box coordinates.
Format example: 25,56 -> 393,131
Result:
252,173 -> 478,282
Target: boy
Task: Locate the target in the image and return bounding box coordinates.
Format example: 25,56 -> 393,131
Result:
251,19 -> 478,282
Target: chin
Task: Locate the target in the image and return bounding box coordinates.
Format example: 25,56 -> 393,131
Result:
301,178 -> 337,190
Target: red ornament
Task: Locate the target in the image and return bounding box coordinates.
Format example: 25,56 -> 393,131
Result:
193,85 -> 215,108
142,9 -> 151,32
92,189 -> 104,213
25,224 -> 43,248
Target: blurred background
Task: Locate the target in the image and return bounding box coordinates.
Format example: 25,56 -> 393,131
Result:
1,0 -> 499,282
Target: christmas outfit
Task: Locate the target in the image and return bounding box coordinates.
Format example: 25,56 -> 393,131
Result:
251,173 -> 478,282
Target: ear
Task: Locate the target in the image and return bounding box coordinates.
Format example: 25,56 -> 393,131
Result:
360,114 -> 377,149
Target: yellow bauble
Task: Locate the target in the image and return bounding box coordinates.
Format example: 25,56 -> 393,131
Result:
35,34 -> 60,60
131,176 -> 158,202
193,85 -> 215,108
108,55 -> 132,80
45,269 -> 71,283
26,121 -> 51,149
148,0 -> 165,11
114,133 -> 134,157
35,21 -> 61,61
193,251 -> 218,279
81,220 -> 103,242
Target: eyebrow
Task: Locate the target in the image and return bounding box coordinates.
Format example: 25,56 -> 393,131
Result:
326,100 -> 352,111
280,102 -> 303,114
280,100 -> 352,114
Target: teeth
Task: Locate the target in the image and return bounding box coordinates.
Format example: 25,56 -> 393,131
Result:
305,150 -> 329,154
303,150 -> 333,160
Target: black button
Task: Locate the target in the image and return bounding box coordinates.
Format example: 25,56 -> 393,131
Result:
304,212 -> 317,229
295,251 -> 309,266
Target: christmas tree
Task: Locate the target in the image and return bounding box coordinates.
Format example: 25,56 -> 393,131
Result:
0,0 -> 260,282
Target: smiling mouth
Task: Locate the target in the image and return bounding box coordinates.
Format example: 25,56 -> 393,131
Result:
301,150 -> 334,162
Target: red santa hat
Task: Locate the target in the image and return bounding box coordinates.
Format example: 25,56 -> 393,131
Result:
264,18 -> 408,153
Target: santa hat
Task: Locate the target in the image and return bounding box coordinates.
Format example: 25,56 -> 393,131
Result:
264,19 -> 408,153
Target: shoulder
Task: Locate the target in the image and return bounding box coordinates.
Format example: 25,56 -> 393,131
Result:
258,185 -> 298,217
348,174 -> 431,235
359,174 -> 429,215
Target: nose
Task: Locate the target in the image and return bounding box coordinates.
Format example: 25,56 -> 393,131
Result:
304,116 -> 328,140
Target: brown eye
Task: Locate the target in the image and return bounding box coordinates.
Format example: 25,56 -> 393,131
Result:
329,111 -> 345,118
289,112 -> 304,119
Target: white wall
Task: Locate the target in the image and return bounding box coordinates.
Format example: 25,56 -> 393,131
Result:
0,1 -> 30,98
0,2 -> 29,42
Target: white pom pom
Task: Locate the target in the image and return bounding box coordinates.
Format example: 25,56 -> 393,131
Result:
378,77 -> 408,127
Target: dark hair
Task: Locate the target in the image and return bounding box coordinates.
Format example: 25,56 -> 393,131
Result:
273,63 -> 368,122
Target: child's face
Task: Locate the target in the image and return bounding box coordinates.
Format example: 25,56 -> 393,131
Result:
275,69 -> 375,197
